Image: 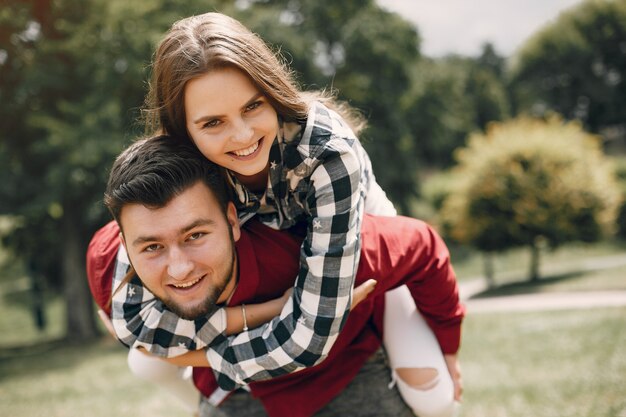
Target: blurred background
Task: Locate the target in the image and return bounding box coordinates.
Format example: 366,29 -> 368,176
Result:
0,1 -> 625,416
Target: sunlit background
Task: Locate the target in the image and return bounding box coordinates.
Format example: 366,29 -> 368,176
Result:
378,0 -> 584,56
0,1 -> 624,416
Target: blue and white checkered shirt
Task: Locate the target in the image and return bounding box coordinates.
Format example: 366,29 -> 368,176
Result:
111,101 -> 396,390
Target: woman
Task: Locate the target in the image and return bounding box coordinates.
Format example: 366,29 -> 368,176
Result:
111,12 -> 462,417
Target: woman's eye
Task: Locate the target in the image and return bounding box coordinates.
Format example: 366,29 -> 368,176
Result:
246,101 -> 262,112
202,119 -> 221,129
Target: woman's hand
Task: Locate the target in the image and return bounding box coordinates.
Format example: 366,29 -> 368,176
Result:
351,279 -> 377,310
279,287 -> 294,307
444,353 -> 463,402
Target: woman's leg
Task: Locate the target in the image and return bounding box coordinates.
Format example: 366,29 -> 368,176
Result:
383,286 -> 457,417
127,348 -> 200,414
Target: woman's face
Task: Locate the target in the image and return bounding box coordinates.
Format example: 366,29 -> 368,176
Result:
184,67 -> 278,182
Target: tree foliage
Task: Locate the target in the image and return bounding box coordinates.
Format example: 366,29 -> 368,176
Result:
511,0 -> 626,148
403,45 -> 511,168
440,116 -> 621,280
0,0 -> 426,338
238,0 -> 423,212
0,0 -> 229,339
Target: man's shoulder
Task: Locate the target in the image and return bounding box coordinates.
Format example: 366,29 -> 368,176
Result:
86,220 -> 120,315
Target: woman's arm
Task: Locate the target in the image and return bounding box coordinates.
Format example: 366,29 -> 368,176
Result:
204,135 -> 367,390
224,289 -> 292,335
110,245 -> 227,358
151,294 -> 292,368
156,280 -> 377,368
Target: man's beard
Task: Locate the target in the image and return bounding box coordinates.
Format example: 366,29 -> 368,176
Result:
165,271 -> 231,320
158,227 -> 236,320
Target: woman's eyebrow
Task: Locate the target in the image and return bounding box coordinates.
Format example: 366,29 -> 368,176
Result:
192,93 -> 264,125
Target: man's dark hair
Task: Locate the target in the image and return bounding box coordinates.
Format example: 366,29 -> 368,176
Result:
104,135 -> 231,227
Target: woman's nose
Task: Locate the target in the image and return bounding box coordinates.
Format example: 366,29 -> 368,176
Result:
230,118 -> 254,144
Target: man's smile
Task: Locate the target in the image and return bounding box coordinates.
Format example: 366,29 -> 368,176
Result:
169,275 -> 204,290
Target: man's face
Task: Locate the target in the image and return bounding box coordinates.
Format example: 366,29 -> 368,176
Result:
120,181 -> 241,320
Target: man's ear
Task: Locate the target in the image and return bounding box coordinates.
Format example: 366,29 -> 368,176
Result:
119,231 -> 126,250
226,202 -> 241,242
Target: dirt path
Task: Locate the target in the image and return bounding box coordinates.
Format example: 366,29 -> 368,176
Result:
462,287 -> 626,313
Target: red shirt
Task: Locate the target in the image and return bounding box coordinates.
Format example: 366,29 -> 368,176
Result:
87,215 -> 464,417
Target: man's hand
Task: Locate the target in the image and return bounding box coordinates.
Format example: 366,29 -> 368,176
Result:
444,353 -> 463,402
351,279 -> 377,310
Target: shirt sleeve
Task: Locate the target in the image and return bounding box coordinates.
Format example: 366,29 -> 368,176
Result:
110,244 -> 228,357
358,215 -> 465,354
205,142 -> 364,390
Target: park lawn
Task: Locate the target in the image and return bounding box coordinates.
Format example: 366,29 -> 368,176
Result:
459,307 -> 626,417
450,240 -> 626,283
0,338 -> 189,417
1,307 -> 624,417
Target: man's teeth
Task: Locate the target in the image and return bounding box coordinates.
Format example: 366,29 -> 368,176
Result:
232,141 -> 259,157
173,277 -> 201,288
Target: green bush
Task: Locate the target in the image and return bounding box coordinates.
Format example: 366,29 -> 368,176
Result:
440,115 -> 622,279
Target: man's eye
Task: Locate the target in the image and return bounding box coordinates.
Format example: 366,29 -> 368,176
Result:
144,244 -> 160,252
189,232 -> 205,241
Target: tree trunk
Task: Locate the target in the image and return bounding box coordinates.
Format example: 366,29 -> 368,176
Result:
483,252 -> 496,288
62,207 -> 98,341
529,241 -> 541,282
27,261 -> 46,331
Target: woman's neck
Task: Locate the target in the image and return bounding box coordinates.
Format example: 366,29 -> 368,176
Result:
235,164 -> 269,194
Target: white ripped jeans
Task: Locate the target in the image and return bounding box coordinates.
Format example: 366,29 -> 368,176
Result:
383,285 -> 457,417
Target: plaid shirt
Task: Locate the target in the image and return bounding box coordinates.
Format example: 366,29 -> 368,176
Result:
110,101 -> 395,389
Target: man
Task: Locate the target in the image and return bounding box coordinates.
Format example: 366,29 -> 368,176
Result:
87,135 -> 464,417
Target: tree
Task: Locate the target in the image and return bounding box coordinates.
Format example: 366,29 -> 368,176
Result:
440,116 -> 621,282
511,0 -> 626,151
242,0 -> 423,212
0,0 -> 425,339
0,0 -> 229,340
403,47 -> 510,169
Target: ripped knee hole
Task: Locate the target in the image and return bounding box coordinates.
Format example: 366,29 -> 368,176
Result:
395,367 -> 439,390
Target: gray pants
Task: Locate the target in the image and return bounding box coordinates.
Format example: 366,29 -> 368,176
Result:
199,349 -> 414,417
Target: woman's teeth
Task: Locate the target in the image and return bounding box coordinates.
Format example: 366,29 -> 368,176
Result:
232,140 -> 259,157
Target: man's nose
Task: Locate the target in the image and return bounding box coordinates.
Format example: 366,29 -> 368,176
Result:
230,118 -> 254,144
167,247 -> 194,280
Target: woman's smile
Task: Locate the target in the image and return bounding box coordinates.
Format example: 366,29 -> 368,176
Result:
185,67 -> 278,183
229,138 -> 263,159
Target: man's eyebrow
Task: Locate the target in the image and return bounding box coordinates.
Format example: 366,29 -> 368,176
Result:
131,218 -> 216,247
180,218 -> 215,234
192,92 -> 264,125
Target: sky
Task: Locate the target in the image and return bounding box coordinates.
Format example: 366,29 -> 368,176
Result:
376,0 -> 584,57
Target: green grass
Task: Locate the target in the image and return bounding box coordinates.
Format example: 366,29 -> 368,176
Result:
1,307 -> 624,416
0,289 -> 65,348
459,307 -> 626,417
473,262 -> 626,298
0,339 -> 189,417
450,239 -> 626,284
